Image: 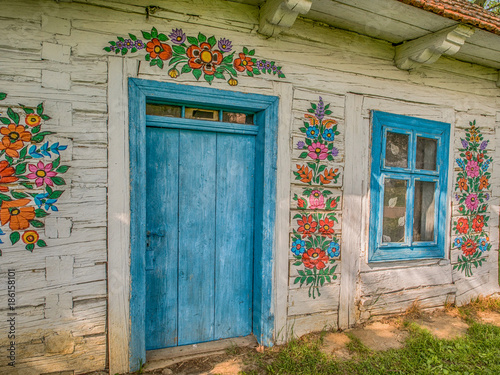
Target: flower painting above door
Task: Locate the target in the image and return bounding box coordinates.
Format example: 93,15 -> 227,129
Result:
104,27 -> 285,86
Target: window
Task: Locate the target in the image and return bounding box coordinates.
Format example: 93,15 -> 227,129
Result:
369,111 -> 450,262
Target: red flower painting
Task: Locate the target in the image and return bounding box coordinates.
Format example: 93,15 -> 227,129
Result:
302,248 -> 328,270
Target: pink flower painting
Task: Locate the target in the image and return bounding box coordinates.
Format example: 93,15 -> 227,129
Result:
27,161 -> 57,187
465,193 -> 479,211
466,160 -> 479,178
309,190 -> 325,209
307,142 -> 329,160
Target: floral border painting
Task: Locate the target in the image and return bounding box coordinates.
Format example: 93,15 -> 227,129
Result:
104,27 -> 285,86
291,97 -> 341,299
0,92 -> 69,255
452,121 -> 492,277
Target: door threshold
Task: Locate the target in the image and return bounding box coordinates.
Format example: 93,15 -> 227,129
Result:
144,335 -> 258,372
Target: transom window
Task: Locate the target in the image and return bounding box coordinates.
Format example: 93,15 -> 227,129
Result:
369,111 -> 450,262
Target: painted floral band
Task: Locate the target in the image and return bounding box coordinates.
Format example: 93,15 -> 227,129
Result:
104,27 -> 286,86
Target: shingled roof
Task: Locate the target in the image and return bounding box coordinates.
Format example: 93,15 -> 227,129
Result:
397,0 -> 500,35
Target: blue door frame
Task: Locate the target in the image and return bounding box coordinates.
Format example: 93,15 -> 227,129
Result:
128,78 -> 279,370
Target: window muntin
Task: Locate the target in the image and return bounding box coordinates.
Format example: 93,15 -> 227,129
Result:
369,111 -> 450,262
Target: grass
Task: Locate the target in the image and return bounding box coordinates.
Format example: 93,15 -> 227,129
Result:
239,297 -> 500,375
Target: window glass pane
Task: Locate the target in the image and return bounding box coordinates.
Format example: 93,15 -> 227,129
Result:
416,137 -> 437,171
146,103 -> 182,117
222,112 -> 254,125
413,180 -> 435,242
185,108 -> 219,121
385,132 -> 408,168
382,179 -> 407,243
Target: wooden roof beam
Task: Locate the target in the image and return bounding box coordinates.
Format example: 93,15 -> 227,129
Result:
259,0 -> 312,37
395,24 -> 475,70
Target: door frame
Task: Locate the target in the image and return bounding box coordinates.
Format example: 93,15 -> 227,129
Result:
128,78 -> 279,370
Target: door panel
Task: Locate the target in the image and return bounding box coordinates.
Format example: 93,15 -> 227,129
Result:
145,128 -> 179,349
215,133 -> 255,340
145,128 -> 255,350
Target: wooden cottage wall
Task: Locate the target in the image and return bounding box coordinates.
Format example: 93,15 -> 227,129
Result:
0,0 -> 498,373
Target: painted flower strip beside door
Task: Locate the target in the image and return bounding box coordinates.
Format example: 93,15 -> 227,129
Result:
291,97 -> 341,299
104,27 -> 285,86
0,92 -> 69,255
452,120 -> 492,277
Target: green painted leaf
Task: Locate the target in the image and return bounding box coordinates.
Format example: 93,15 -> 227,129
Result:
299,152 -> 308,159
151,27 -> 158,38
41,114 -> 50,120
172,45 -> 185,55
0,193 -> 11,202
158,33 -> 168,41
104,47 -> 111,52
294,277 -> 301,284
35,208 -> 49,218
246,70 -> 253,77
5,156 -> 13,165
145,54 -> 151,61
181,64 -> 192,74
129,33 -> 137,41
157,59 -> 164,69
131,47 -> 137,53
117,36 -> 125,42
30,220 -> 44,228
142,31 -> 152,40
243,46 -> 249,55
52,157 -> 61,169
0,118 -> 10,125
51,176 -> 66,186
187,36 -> 198,45
26,243 -> 35,252
21,182 -> 33,189
7,108 -> 19,124
15,163 -> 26,175
121,48 -> 127,55
192,69 -> 202,80
11,191 -> 27,199
31,125 -> 41,134
10,232 -> 20,245
56,165 -> 69,173
0,93 -> 6,101
37,239 -> 47,248
214,72 -> 225,80
207,36 -> 216,47
226,66 -> 237,76
223,53 -> 234,64
248,49 -> 255,56
198,33 -> 207,43
49,190 -> 64,199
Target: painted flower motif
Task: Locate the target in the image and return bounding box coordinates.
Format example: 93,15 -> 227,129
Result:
478,238 -> 488,252
146,38 -> 173,60
168,28 -> 186,45
331,147 -> 339,157
306,126 -> 319,139
234,53 -> 254,72
186,42 -> 223,75
228,78 -> 238,86
479,176 -> 489,190
291,239 -> 306,256
322,129 -> 335,141
0,160 -> 18,192
263,61 -> 272,70
456,218 -> 469,234
0,124 -> 31,144
472,215 -> 485,232
465,194 -> 479,211
318,218 -> 335,237
327,241 -> 340,258
315,97 -> 325,122
297,197 -> 305,208
168,69 -> 180,78
25,114 -> 41,127
0,134 -> 25,158
466,160 -> 479,178
124,39 -> 134,49
302,248 -> 328,270
456,158 -> 465,170
309,190 -> 325,209
461,139 -> 469,148
457,178 -> 468,192
465,151 -> 472,160
477,153 -> 484,163
481,160 -> 490,172
297,141 -> 305,149
135,40 -> 145,50
116,40 -> 125,49
255,60 -> 265,71
307,142 -> 329,160
480,140 -> 488,150
27,161 -> 57,187
461,239 -> 477,256
217,38 -> 232,52
485,193 -> 490,201
22,230 -> 39,244
297,215 -> 317,237
453,237 -> 463,248
0,198 -> 35,230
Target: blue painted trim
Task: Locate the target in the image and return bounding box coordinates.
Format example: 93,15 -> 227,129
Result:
128,78 -> 278,371
369,111 -> 450,263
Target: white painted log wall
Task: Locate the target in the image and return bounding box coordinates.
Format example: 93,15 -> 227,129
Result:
0,0 -> 497,373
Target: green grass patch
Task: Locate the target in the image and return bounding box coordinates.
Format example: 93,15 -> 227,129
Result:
242,321 -> 500,375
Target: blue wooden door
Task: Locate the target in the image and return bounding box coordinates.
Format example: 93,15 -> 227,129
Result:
145,127 -> 255,350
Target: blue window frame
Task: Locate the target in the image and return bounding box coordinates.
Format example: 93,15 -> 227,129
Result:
369,111 -> 450,262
